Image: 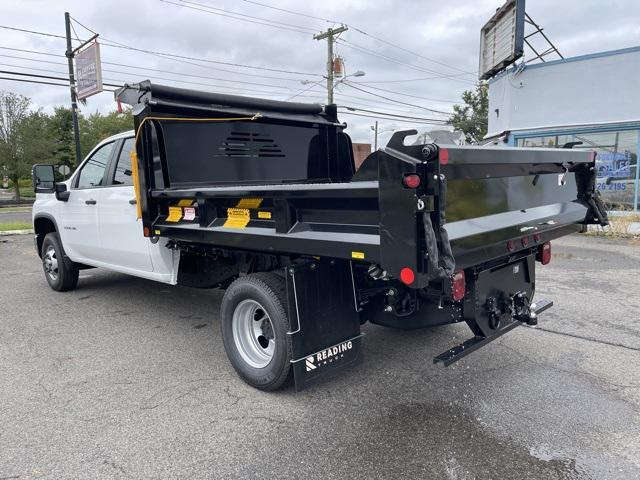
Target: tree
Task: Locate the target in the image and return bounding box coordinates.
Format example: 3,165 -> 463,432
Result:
48,106 -> 75,167
0,91 -> 31,201
447,84 -> 488,144
79,109 -> 133,158
0,91 -> 56,201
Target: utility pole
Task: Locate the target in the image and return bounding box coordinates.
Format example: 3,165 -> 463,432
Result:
313,25 -> 348,105
373,121 -> 378,151
64,12 -> 82,166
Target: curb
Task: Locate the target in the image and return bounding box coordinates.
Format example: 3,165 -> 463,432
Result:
0,229 -> 34,236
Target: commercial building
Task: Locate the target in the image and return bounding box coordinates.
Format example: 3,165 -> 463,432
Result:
487,46 -> 640,210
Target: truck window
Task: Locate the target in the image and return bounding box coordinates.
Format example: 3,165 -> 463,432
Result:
76,142 -> 114,189
112,138 -> 134,186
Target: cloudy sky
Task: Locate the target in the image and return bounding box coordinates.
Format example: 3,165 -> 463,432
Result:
1,0 -> 639,144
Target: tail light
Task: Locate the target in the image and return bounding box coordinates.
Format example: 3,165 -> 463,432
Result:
537,242 -> 551,265
402,174 -> 421,189
451,270 -> 466,301
399,267 -> 415,285
506,239 -> 516,252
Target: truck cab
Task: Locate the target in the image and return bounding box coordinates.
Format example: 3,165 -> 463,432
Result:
32,131 -> 176,288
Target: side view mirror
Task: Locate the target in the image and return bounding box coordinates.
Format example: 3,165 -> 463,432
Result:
55,183 -> 70,202
32,164 -> 70,201
32,164 -> 56,193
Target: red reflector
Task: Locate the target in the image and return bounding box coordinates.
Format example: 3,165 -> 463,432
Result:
521,236 -> 529,247
400,267 -> 415,285
439,148 -> 449,165
452,270 -> 465,301
403,174 -> 421,189
537,242 -> 551,265
506,240 -> 516,252
143,226 -> 150,237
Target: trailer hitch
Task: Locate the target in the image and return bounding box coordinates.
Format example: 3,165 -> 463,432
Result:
433,298 -> 554,367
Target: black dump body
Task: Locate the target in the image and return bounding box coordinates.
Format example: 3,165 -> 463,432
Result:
117,81 -> 607,385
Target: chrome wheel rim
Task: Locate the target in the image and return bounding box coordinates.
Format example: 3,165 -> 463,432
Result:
232,299 -> 275,368
43,245 -> 59,281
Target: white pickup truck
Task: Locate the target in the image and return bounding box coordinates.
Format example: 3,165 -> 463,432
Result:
32,131 -> 177,292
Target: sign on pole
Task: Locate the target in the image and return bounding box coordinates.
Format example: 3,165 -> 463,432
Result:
75,41 -> 103,100
478,0 -> 525,80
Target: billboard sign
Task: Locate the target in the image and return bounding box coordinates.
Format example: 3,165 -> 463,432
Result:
479,0 -> 525,80
75,41 -> 103,100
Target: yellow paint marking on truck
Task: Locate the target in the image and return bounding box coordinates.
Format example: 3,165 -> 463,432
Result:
224,208 -> 251,228
258,211 -> 272,219
166,206 -> 183,222
236,198 -> 263,209
177,199 -> 195,207
351,251 -> 365,260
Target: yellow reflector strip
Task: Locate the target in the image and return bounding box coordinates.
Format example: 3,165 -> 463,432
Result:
257,211 -> 272,219
177,199 -> 195,207
154,229 -> 161,235
236,198 -> 263,209
130,151 -> 142,219
351,251 -> 365,260
166,206 -> 183,222
224,208 -> 251,228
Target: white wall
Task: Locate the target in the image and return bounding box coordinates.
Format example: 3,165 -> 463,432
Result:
487,47 -> 640,137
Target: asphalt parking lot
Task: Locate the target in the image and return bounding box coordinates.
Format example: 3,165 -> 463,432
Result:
1,233 -> 639,479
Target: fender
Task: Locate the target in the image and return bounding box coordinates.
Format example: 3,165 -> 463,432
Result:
33,213 -> 60,258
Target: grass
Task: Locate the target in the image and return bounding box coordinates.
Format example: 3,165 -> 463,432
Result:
0,221 -> 32,232
585,212 -> 640,238
0,206 -> 31,213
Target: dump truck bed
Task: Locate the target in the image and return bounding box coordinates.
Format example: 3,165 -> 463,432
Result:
117,81 -> 605,287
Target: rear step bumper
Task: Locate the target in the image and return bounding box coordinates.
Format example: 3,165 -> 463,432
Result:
433,299 -> 553,367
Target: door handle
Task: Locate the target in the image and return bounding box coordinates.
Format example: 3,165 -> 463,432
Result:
129,198 -> 137,205
85,199 -> 97,205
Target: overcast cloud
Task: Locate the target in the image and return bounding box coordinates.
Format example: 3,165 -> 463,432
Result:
1,0 -> 639,144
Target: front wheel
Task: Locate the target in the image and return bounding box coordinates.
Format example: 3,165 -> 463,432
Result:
220,272 -> 292,391
41,232 -> 79,292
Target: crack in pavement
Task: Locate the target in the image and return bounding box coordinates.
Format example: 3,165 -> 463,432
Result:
533,327 -> 640,353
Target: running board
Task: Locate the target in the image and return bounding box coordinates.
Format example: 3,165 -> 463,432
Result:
433,299 -> 554,367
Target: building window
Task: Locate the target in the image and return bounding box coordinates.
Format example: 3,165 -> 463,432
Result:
516,129 -> 639,210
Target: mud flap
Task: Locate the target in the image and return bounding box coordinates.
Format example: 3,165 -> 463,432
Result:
285,259 -> 362,390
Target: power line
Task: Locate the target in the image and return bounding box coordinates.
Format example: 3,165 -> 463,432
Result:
339,111 -> 448,125
221,1 -> 475,76
237,0 -> 340,25
172,0 -> 318,34
337,39 -> 475,85
0,23 -> 323,78
342,80 -> 452,115
337,106 -> 449,123
0,69 -> 120,88
0,24 -> 67,40
344,80 -> 458,104
358,75 -> 473,85
0,76 -> 70,88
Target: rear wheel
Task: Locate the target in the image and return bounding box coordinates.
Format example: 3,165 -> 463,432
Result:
41,232 -> 79,292
220,272 -> 292,391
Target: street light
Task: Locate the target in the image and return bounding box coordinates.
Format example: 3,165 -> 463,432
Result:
370,122 -> 397,151
300,70 -> 365,104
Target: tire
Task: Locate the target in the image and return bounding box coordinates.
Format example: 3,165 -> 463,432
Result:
41,232 -> 79,292
220,272 -> 292,391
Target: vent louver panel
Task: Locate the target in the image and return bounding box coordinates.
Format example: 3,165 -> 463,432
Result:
215,131 -> 285,158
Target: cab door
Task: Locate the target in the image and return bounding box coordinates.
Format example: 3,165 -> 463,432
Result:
59,141 -> 116,262
97,137 -> 155,272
